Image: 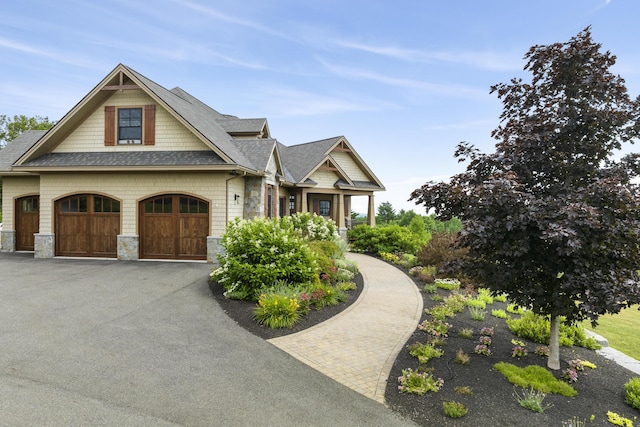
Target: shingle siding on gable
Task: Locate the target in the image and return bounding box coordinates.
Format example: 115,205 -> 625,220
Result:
310,169 -> 340,188
331,151 -> 369,182
53,90 -> 208,153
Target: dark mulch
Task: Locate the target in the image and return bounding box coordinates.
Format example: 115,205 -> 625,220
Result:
208,263 -> 639,426
208,273 -> 364,340
384,262 -> 640,426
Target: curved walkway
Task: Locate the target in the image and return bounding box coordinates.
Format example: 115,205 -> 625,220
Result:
268,253 -> 423,403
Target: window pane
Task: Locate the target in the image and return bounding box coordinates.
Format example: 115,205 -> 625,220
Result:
70,198 -> 78,212
112,200 -> 120,213
79,196 -> 88,212
94,197 -> 103,213
319,200 -> 330,216
118,108 -> 142,143
198,202 -> 208,214
179,197 -> 189,214
162,197 -> 172,213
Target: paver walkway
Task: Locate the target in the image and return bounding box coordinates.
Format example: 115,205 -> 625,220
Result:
268,253 -> 423,403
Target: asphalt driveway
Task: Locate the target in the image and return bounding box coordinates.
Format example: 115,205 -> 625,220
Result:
0,253 -> 415,426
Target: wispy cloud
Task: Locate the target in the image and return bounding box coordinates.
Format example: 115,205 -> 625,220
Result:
251,86 -> 393,118
319,60 -> 488,100
332,39 -> 521,72
168,0 -> 289,39
0,37 -> 106,70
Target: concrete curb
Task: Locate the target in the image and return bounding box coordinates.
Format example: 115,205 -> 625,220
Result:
585,329 -> 640,375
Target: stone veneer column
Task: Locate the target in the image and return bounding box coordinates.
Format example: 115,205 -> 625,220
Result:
0,230 -> 16,252
34,233 -> 54,259
117,235 -> 139,261
243,176 -> 265,219
207,236 -> 223,264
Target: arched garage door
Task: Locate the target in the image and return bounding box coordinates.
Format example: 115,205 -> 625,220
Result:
139,195 -> 209,260
55,194 -> 120,257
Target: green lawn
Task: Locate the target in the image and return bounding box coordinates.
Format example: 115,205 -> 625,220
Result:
583,305 -> 640,361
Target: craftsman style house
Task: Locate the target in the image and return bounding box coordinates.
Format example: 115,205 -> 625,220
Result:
0,64 -> 384,262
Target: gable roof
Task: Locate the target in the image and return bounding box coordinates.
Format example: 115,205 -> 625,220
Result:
280,136 -> 385,190
0,130 -> 47,173
1,64 -> 383,191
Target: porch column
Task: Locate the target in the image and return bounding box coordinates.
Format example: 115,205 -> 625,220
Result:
367,194 -> 376,227
301,188 -> 308,212
336,193 -> 345,228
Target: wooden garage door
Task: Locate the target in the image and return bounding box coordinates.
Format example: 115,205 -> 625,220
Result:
55,195 -> 120,257
140,195 -> 208,260
16,196 -> 39,251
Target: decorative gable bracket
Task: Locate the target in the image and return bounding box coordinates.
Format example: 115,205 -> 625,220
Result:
101,71 -> 140,91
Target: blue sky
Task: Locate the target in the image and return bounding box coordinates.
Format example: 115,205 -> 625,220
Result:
1,0 -> 638,214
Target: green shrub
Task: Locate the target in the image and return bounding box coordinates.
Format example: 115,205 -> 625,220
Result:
477,288 -> 494,304
380,252 -> 401,263
468,306 -> 486,321
494,362 -> 577,397
212,217 -> 319,300
444,293 -> 468,313
442,401 -> 468,418
458,328 -> 474,339
399,253 -> 417,268
435,278 -> 460,290
492,309 -> 507,319
425,304 -> 455,321
410,266 -> 437,283
624,377 -> 640,410
513,387 -> 553,413
290,211 -> 340,242
494,293 -> 508,303
466,298 -> 486,309
507,304 -> 525,315
347,224 -> 426,255
506,311 -> 602,349
417,232 -> 468,274
408,342 -> 444,364
424,283 -> 438,294
253,292 -> 301,329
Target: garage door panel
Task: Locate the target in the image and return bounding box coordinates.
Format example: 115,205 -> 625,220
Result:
57,214 -> 90,256
91,214 -> 120,256
141,215 -> 175,258
178,216 -> 208,258
55,195 -> 119,258
140,195 -> 208,260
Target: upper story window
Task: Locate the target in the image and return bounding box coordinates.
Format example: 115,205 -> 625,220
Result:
104,105 -> 155,146
118,108 -> 142,144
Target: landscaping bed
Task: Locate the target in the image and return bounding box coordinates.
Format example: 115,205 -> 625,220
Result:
384,263 -> 640,426
209,272 -> 363,340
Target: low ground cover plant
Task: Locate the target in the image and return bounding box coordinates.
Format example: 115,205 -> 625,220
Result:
513,387 -> 553,413
507,311 -> 601,349
624,377 -> 640,410
442,401 -> 468,418
493,362 -> 577,397
408,342 -> 444,364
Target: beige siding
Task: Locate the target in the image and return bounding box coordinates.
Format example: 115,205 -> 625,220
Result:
309,169 -> 339,188
53,90 -> 209,153
1,176 -> 40,229
331,151 -> 369,181
226,177 -> 245,222
38,172 -> 229,235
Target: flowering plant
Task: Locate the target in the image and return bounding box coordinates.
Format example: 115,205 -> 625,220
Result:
480,327 -> 494,336
512,345 -> 528,358
479,336 -> 492,346
398,368 -> 444,395
562,367 -> 578,383
474,344 -> 491,356
418,319 -> 452,338
535,345 -> 550,357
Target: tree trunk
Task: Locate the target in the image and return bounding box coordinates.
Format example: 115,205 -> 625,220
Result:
547,314 -> 561,370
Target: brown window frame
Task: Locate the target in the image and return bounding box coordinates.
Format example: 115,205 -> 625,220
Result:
104,104 -> 155,146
